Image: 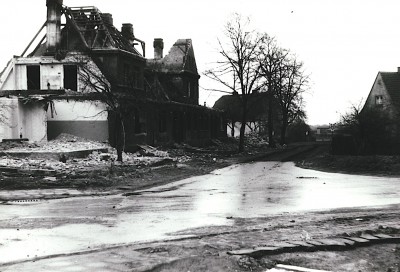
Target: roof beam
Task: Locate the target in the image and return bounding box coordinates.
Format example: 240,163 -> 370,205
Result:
21,22 -> 46,57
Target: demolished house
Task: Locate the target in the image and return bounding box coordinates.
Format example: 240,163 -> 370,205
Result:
0,0 -> 226,150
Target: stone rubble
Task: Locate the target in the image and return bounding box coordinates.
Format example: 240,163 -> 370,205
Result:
0,134 -> 174,174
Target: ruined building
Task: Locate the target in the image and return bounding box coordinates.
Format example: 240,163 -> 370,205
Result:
0,0 -> 226,149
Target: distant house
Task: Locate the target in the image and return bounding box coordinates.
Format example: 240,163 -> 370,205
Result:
315,126 -> 333,142
0,0 -> 226,148
213,92 -> 280,137
362,68 -> 400,118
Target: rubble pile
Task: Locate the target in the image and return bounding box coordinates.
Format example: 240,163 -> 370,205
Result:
3,133 -> 108,153
0,134 -> 175,174
244,132 -> 268,148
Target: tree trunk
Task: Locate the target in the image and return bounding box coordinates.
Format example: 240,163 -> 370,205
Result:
239,121 -> 246,152
231,121 -> 235,137
280,115 -> 288,145
267,92 -> 276,147
238,101 -> 247,152
115,112 -> 124,162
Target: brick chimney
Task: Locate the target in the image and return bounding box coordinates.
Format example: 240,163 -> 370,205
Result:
46,0 -> 63,54
101,13 -> 113,26
121,23 -> 134,45
153,38 -> 164,59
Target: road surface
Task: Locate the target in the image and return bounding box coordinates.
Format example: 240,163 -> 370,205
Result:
0,161 -> 399,265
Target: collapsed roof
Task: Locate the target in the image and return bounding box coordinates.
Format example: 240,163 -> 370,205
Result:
27,0 -> 145,58
146,39 -> 198,74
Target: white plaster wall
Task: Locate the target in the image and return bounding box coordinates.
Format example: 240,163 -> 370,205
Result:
1,67 -> 15,90
48,100 -> 108,121
41,64 -> 63,90
18,101 -> 47,142
15,65 -> 27,90
0,98 -> 19,140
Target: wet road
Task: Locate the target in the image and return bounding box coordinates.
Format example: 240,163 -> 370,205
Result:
1,161 -> 400,264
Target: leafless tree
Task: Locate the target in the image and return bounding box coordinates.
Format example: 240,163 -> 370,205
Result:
78,60 -> 133,162
273,55 -> 308,145
258,34 -> 288,147
205,14 -> 264,151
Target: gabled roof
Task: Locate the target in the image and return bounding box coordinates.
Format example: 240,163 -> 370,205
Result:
146,39 -> 198,75
379,72 -> 400,108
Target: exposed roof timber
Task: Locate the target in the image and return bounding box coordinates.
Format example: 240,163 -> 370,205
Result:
21,22 -> 47,57
28,35 -> 47,57
63,10 -> 90,50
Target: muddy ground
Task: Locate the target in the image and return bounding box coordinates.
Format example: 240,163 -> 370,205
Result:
1,140 -> 400,271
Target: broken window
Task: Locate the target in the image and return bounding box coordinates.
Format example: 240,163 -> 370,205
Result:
123,63 -> 131,86
64,65 -> 78,91
27,65 -> 40,90
132,67 -> 140,88
375,95 -> 383,106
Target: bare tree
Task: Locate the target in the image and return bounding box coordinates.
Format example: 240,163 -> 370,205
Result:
78,60 -> 134,162
273,55 -> 308,145
258,34 -> 288,147
205,14 -> 264,151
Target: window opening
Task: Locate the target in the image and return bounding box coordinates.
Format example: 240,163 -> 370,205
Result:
27,65 -> 40,90
64,65 -> 78,91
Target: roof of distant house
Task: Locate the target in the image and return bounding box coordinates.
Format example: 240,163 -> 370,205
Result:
213,92 -> 276,122
379,71 -> 400,108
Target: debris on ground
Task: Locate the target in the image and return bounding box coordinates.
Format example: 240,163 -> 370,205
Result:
0,134 -> 175,175
2,133 -> 108,153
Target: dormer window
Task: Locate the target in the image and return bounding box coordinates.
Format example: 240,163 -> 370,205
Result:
375,95 -> 383,105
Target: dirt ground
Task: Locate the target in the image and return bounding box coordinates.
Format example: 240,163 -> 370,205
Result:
1,138 -> 400,271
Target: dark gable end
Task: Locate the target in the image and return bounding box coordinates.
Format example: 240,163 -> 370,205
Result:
380,72 -> 400,110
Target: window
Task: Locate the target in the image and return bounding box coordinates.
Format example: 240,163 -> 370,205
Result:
27,65 -> 40,90
123,64 -> 140,88
132,67 -> 140,88
64,65 -> 78,91
375,95 -> 383,105
123,63 -> 131,86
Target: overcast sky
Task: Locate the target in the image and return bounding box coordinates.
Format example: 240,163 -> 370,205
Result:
1,0 -> 400,125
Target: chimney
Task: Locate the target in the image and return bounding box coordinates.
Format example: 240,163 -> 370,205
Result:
153,38 -> 164,59
121,23 -> 134,44
46,0 -> 63,54
101,13 -> 113,26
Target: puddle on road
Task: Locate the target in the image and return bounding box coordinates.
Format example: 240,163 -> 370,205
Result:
1,161 -> 400,264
